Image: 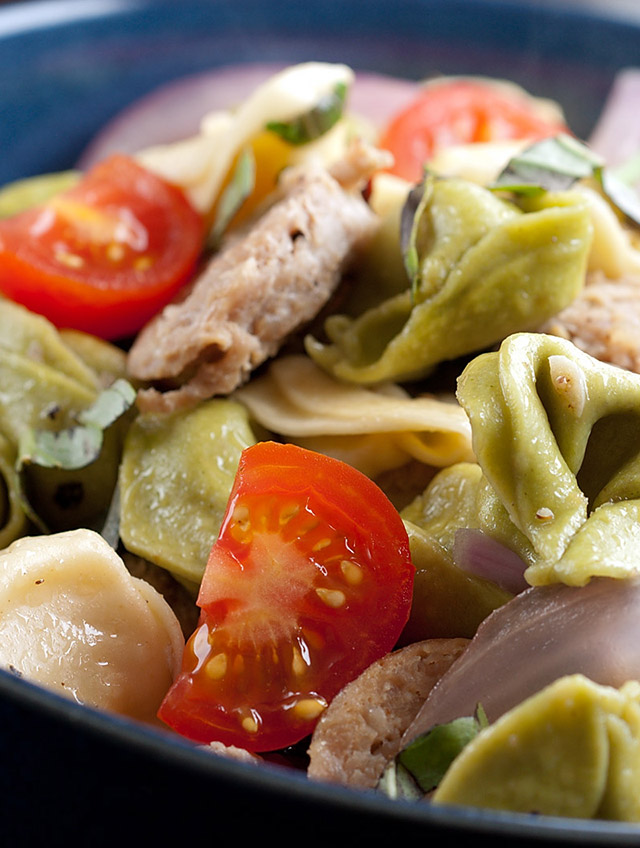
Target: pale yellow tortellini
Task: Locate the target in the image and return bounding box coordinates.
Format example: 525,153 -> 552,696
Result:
456,332 -> 640,586
433,674 -> 640,822
233,354 -> 474,478
0,528 -> 184,725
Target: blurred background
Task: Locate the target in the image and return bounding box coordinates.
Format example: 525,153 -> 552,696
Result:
0,0 -> 639,18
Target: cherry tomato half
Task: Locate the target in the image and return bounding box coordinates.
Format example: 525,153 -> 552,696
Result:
379,79 -> 568,183
0,155 -> 203,339
158,441 -> 415,752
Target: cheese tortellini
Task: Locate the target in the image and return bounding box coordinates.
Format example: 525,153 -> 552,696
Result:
0,528 -> 184,725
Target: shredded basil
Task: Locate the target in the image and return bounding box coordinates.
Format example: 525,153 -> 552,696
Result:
400,177 -> 429,289
492,133 -> 640,226
378,705 -> 488,798
266,81 -> 348,146
17,378 -> 135,473
491,133 -> 604,195
207,146 -> 256,249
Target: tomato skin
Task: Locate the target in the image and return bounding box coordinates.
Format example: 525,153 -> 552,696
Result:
0,155 -> 203,339
379,79 -> 568,183
158,441 -> 414,752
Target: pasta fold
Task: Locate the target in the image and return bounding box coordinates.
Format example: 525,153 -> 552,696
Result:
234,354 -> 474,477
0,528 -> 184,725
0,300 -> 129,539
306,179 -> 592,385
456,332 -> 640,586
119,399 -> 256,587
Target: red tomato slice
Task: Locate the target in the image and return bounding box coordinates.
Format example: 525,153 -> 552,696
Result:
379,79 -> 568,183
0,155 -> 203,339
158,441 -> 414,752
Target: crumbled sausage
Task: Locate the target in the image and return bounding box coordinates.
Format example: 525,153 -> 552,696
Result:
542,270 -> 640,373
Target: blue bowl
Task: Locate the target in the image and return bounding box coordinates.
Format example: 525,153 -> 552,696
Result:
2,0 -> 640,844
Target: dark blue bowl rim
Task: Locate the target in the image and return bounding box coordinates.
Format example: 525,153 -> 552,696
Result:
2,0 -> 640,841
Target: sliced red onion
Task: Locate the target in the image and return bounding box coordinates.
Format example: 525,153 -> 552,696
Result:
403,576 -> 640,744
452,528 -> 528,595
588,68 -> 640,168
77,64 -> 420,169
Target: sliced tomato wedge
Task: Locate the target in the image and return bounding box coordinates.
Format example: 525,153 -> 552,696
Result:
158,441 -> 414,752
0,154 -> 203,339
379,79 -> 568,183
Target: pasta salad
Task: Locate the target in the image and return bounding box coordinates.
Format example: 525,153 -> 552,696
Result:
2,60 -> 640,821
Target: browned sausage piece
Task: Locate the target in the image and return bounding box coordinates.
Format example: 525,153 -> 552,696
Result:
306,638 -> 469,789
127,142 -> 384,414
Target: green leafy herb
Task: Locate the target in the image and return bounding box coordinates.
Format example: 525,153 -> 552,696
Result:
400,177 -> 429,288
377,761 -> 423,802
17,378 -> 136,473
266,81 -> 348,146
378,706 -> 488,799
492,133 -> 640,226
207,147 -> 256,250
491,133 -> 604,195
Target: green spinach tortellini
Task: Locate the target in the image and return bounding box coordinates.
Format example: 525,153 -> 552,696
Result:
0,300 -> 130,538
432,332 -> 640,588
433,675 -> 640,822
119,399 -> 256,588
399,467 -> 513,644
306,176 -> 592,384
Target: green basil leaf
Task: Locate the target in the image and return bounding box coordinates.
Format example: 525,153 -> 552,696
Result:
18,378 -> 136,472
377,760 -> 423,801
207,147 -> 256,249
491,133 -> 640,226
491,134 -> 604,195
266,81 -> 348,146
78,378 -> 136,430
387,706 -> 488,795
400,178 -> 428,287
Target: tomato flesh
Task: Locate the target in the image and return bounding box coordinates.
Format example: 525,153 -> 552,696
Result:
158,441 -> 414,752
379,79 -> 568,183
0,154 -> 203,339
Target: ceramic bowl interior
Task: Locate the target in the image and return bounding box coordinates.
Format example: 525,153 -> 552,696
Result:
2,0 -> 640,843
